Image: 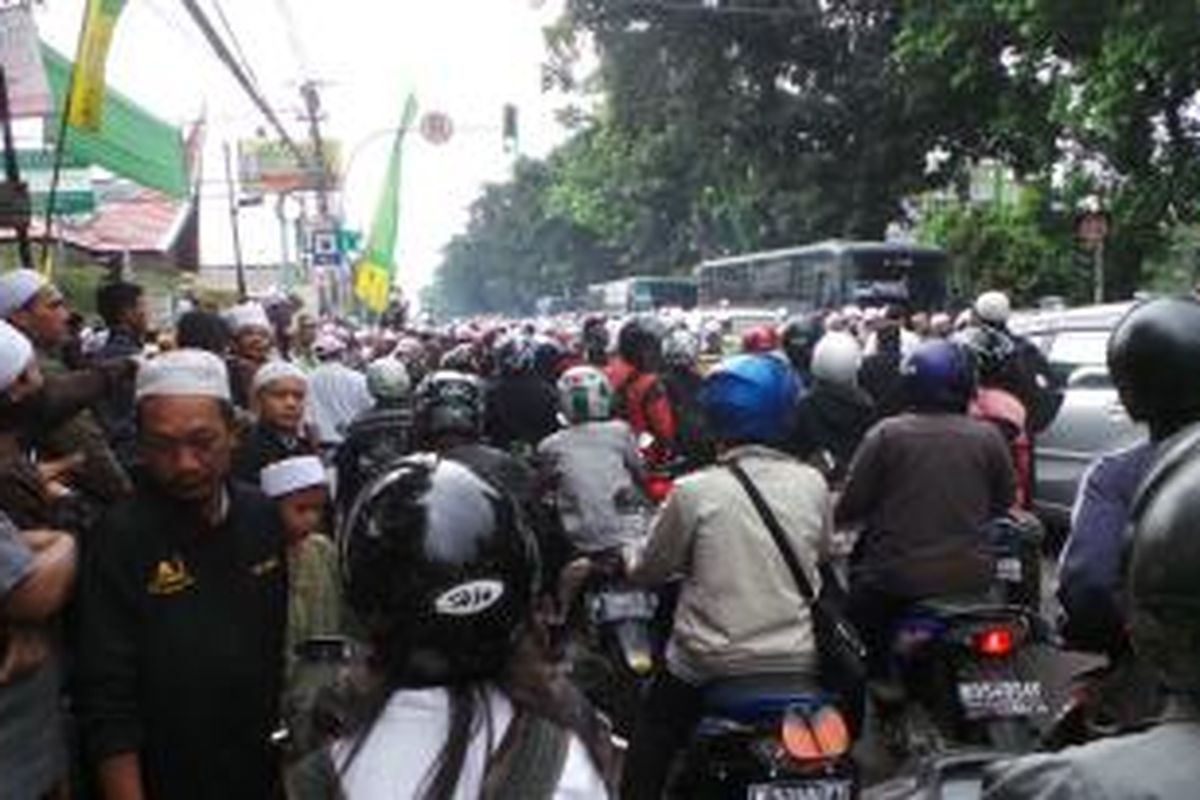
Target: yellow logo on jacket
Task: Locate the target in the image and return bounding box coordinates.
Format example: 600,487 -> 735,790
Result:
147,557 -> 195,596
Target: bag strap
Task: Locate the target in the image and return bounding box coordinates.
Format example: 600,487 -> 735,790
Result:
727,461 -> 816,605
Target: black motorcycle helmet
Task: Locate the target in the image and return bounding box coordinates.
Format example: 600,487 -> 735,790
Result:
342,455 -> 539,687
617,316 -> 664,371
413,370 -> 485,446
493,334 -> 536,377
1108,297 -> 1200,437
780,314 -> 823,374
1127,423 -> 1200,694
955,324 -> 1016,385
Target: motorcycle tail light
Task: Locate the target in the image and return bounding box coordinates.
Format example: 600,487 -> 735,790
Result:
973,626 -> 1015,657
781,704 -> 850,762
645,474 -> 673,503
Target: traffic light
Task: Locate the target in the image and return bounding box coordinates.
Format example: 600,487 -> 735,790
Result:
502,103 -> 518,153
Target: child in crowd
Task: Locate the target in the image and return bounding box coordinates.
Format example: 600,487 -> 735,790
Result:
260,456 -> 343,755
232,361 -> 318,482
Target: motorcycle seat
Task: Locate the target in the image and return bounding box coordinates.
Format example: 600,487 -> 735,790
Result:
700,673 -> 827,724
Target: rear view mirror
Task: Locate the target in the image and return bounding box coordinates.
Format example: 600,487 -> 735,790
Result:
1066,365 -> 1112,389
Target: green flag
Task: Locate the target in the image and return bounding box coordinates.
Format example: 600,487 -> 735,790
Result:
355,93 -> 418,313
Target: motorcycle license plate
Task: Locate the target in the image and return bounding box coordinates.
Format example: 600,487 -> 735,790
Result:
594,591 -> 656,621
995,556 -> 1023,582
746,780 -> 854,800
957,680 -> 1045,720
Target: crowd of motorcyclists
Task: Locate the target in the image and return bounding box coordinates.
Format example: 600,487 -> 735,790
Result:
2,260 -> 1200,799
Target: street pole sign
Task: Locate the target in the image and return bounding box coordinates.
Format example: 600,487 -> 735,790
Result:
1077,211 -> 1109,304
419,111 -> 453,146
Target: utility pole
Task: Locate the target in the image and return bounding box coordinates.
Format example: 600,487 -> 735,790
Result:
299,81 -> 331,218
223,141 -> 247,299
0,67 -> 33,270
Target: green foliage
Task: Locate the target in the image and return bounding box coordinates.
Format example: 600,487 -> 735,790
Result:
433,0 -> 1200,316
917,185 -> 1088,305
897,0 -> 1200,296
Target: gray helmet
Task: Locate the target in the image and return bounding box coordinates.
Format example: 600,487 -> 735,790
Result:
413,370 -> 485,444
366,356 -> 411,402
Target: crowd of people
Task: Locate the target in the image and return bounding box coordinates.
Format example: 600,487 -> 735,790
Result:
1,262 -> 1200,800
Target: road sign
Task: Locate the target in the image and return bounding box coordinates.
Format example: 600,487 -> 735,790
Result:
419,111 -> 454,146
309,227 -> 340,266
1076,211 -> 1109,248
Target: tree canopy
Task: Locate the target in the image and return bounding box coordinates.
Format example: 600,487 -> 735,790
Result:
431,1 -> 1200,317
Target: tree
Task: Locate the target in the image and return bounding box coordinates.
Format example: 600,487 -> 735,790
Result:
896,0 -> 1200,296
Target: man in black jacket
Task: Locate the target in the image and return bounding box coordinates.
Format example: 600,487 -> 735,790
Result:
75,349 -> 287,800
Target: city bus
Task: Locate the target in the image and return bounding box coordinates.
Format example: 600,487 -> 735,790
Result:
586,275 -> 699,313
694,240 -> 950,312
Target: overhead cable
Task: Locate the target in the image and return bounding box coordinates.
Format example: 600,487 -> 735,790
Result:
178,0 -> 309,167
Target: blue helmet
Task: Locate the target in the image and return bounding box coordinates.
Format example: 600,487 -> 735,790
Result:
700,354 -> 801,445
902,339 -> 977,412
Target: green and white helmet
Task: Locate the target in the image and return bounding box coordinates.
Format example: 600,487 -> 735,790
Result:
557,365 -> 613,423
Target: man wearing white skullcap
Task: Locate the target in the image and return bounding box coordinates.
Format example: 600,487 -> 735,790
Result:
2,270 -> 134,504
75,347 -> 288,799
0,319 -> 39,402
970,289 -> 1063,433
224,302 -> 274,365
0,317 -> 76,798
231,360 -> 317,482
260,454 -> 342,754
306,333 -> 373,451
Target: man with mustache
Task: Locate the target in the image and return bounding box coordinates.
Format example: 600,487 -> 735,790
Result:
75,349 -> 288,800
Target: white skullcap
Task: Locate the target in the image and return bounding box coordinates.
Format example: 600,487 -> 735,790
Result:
975,291 -> 1012,325
261,455 -> 327,498
0,269 -> 47,318
135,349 -> 231,403
223,302 -> 272,333
0,320 -> 34,392
251,360 -> 308,396
313,332 -> 345,358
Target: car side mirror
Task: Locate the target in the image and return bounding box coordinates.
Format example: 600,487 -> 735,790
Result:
1066,365 -> 1112,389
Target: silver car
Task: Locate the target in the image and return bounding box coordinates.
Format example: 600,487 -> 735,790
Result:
1009,303 -> 1146,531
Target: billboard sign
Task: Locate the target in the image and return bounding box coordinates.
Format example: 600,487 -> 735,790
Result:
238,139 -> 342,193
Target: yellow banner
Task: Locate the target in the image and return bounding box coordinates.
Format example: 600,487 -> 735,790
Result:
355,260 -> 391,313
67,0 -> 126,131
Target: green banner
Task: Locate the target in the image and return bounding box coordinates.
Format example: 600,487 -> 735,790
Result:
354,93 -> 418,312
41,44 -> 188,198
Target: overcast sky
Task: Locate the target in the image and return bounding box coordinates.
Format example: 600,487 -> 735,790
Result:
32,0 -> 575,296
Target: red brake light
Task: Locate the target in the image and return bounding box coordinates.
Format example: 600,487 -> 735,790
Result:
645,475 -> 673,503
974,626 -> 1015,657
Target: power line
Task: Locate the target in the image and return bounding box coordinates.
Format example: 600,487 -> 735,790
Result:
272,0 -> 313,79
209,0 -> 262,93
178,0 -> 308,167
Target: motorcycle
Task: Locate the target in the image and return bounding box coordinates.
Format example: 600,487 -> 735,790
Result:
883,599 -> 1050,756
672,675 -> 858,800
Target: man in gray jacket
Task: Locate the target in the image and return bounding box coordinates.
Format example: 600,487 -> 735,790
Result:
621,354 -> 830,800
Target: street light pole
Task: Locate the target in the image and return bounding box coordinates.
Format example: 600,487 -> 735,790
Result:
223,141 -> 247,300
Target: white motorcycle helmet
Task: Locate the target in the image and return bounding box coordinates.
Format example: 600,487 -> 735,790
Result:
557,365 -> 613,424
811,331 -> 863,389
